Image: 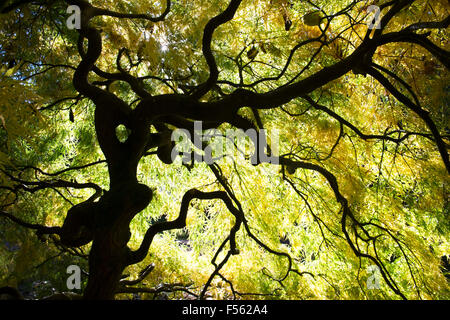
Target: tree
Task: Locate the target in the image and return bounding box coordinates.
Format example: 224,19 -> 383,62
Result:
0,0 -> 448,300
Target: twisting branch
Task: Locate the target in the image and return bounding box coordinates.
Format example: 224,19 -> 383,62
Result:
39,95 -> 82,111
0,210 -> 61,237
118,263 -> 155,286
405,15 -> 450,31
200,238 -> 233,300
128,189 -> 244,265
277,156 -> 407,299
1,169 -> 103,197
302,95 -> 431,144
191,0 -> 243,99
18,160 -> 107,177
116,282 -> 198,299
372,0 -> 415,39
375,31 -> 450,69
365,66 -> 450,173
209,164 -> 314,287
91,0 -> 171,22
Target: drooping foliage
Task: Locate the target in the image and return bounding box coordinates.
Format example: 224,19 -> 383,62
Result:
0,0 -> 449,300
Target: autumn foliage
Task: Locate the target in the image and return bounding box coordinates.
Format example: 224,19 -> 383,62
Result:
0,0 -> 449,300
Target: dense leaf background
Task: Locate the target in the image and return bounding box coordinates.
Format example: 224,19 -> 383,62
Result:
0,0 -> 448,299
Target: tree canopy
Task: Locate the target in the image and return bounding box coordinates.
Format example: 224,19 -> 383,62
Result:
0,0 -> 449,300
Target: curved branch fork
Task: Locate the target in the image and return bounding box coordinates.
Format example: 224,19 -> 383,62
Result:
278,157 -> 410,299
128,189 -> 243,265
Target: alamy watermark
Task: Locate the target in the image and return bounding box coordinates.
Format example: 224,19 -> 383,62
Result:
367,5 -> 382,30
170,121 -> 279,165
66,264 -> 81,290
65,4 -> 382,30
367,265 -> 381,289
66,5 -> 81,30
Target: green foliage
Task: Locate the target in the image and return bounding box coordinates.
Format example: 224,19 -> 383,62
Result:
0,0 -> 449,300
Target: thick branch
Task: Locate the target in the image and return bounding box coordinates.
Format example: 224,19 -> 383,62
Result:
277,157 -> 407,299
92,0 -> 171,22
366,66 -> 450,173
128,189 -> 243,265
191,0 -> 243,99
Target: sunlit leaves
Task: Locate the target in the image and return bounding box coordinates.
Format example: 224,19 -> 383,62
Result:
0,0 -> 449,300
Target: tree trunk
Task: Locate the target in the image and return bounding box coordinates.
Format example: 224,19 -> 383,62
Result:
83,227 -> 128,299
82,180 -> 153,299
